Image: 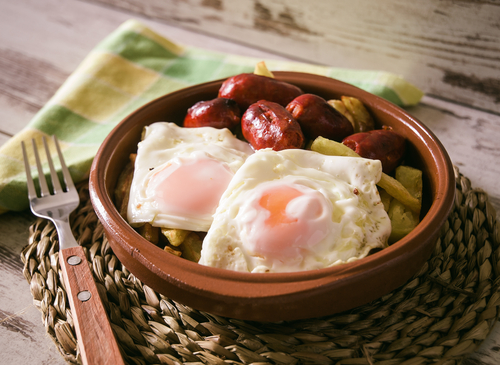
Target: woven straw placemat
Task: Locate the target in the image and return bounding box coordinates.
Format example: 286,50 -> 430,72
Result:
21,166 -> 500,365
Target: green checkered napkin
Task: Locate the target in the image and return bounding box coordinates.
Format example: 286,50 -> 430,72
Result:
0,19 -> 424,214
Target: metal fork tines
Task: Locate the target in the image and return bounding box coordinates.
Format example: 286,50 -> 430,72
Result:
22,136 -> 80,249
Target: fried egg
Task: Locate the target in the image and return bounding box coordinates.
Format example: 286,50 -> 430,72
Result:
198,149 -> 391,273
127,122 -> 254,232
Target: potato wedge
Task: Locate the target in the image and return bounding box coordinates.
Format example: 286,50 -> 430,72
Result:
114,154 -> 136,219
378,174 -> 421,215
138,223 -> 160,245
394,165 -> 423,204
254,61 -> 274,78
341,96 -> 375,132
388,200 -> 419,243
164,245 -> 182,257
161,228 -> 190,247
181,232 -> 203,262
328,99 -> 355,128
328,97 -> 375,133
378,187 -> 392,212
388,165 -> 423,243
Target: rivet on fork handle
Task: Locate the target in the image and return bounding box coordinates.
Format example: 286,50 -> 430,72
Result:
67,256 -> 82,266
77,291 -> 92,302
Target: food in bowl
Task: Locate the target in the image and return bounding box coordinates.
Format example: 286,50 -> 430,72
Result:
117,64 -> 424,273
90,70 -> 455,321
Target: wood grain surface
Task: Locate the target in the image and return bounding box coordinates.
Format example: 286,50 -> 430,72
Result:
1,0 -> 500,364
85,0 -> 500,114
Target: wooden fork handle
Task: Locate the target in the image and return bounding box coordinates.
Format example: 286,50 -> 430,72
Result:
60,246 -> 125,365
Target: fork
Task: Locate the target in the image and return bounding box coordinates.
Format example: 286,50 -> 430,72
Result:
22,136 -> 125,365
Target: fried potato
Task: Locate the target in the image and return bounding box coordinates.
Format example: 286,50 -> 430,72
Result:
388,201 -> 418,243
180,232 -> 203,262
328,99 -> 355,127
395,165 -> 423,204
310,136 -> 421,214
310,136 -> 359,157
378,174 -> 421,215
114,154 -> 136,219
164,245 -> 182,257
378,187 -> 392,212
138,223 -> 160,245
388,165 -> 423,243
161,228 -> 190,247
328,97 -> 375,133
341,96 -> 375,132
253,61 -> 275,78
161,228 -> 203,261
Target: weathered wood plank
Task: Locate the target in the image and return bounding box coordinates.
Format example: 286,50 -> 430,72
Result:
0,210 -> 66,365
466,322 -> 500,365
0,0 -> 291,141
408,96 -> 500,214
0,134 -> 11,146
1,0 -> 499,215
0,48 -> 69,136
0,1 -> 298,362
84,0 -> 500,114
1,0 -> 500,363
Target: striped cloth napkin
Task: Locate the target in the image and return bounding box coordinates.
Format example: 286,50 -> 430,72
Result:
0,19 -> 424,214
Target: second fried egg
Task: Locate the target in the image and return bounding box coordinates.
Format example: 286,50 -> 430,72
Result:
198,148 -> 391,273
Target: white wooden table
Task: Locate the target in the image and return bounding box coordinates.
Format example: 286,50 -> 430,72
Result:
1,0 -> 499,363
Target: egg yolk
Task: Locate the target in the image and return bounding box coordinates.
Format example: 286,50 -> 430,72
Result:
148,156 -> 233,216
249,184 -> 330,257
259,186 -> 302,227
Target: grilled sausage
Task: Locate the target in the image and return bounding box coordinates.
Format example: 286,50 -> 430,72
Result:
183,98 -> 241,130
242,100 -> 304,151
219,73 -> 303,110
286,94 -> 354,141
342,128 -> 406,173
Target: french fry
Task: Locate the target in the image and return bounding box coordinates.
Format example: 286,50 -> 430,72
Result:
310,136 -> 359,157
254,61 -> 274,78
180,232 -> 203,262
310,136 -> 421,214
161,228 -> 190,247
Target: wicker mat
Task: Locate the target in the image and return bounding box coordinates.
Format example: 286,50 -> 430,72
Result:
21,166 -> 500,365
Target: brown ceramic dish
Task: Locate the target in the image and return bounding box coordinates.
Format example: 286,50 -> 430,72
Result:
89,72 -> 455,322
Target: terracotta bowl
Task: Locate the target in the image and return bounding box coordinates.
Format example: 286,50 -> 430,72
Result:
89,72 -> 455,322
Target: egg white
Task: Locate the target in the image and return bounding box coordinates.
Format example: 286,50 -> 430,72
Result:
198,148 -> 391,273
127,122 -> 254,232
